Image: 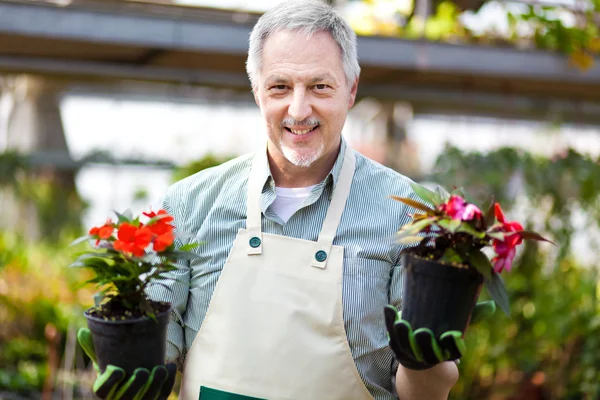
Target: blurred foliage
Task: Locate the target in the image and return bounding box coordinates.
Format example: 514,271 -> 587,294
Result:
0,231 -> 93,396
171,153 -> 234,183
0,151 -> 86,242
0,152 -> 232,397
2,138 -> 599,398
431,145 -> 600,399
351,0 -> 599,69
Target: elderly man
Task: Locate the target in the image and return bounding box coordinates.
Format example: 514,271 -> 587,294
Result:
78,1 -> 466,399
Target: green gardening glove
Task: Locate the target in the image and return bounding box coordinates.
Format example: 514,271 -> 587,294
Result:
384,301 -> 495,370
77,328 -> 177,400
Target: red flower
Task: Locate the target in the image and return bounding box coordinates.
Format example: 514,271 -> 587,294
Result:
145,210 -> 174,234
439,195 -> 482,221
113,223 -> 153,257
144,209 -> 175,252
88,220 -> 114,245
491,203 -> 524,273
153,231 -> 174,252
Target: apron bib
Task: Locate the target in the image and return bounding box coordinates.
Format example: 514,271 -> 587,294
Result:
180,147 -> 373,400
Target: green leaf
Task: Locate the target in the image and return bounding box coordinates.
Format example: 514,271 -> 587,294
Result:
435,185 -> 451,203
69,235 -> 94,247
409,181 -> 440,206
147,213 -> 173,225
438,218 -> 461,233
396,235 -> 425,244
450,187 -> 466,198
390,196 -> 434,212
114,209 -> 133,224
68,261 -> 88,268
484,200 -> 496,227
179,243 -> 200,252
466,248 -> 493,280
518,231 -> 555,245
457,223 -> 486,239
440,248 -> 463,264
487,231 -> 507,241
139,296 -> 156,320
485,272 -> 510,316
398,218 -> 435,236
70,257 -> 111,270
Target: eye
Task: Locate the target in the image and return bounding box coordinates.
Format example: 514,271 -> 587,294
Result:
270,85 -> 287,91
315,84 -> 329,90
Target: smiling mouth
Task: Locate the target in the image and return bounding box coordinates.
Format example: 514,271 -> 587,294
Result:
284,125 -> 319,136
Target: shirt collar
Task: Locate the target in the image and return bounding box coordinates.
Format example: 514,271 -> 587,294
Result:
327,136 -> 347,189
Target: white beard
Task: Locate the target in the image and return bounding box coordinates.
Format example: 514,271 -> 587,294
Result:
279,117 -> 323,168
280,136 -> 325,168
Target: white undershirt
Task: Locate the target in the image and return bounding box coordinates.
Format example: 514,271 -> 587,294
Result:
270,185 -> 316,223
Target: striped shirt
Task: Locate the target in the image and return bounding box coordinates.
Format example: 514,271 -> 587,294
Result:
148,138 -> 419,400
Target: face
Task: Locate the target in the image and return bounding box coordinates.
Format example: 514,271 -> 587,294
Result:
253,30 -> 358,170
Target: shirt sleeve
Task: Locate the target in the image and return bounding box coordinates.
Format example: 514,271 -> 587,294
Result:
145,192 -> 191,369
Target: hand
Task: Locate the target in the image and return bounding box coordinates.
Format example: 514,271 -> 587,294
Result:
384,301 -> 495,370
77,328 -> 177,400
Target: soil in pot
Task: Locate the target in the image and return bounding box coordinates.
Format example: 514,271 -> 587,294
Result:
84,298 -> 171,375
400,253 -> 484,339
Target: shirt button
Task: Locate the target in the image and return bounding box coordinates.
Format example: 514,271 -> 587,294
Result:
249,237 -> 261,248
315,250 -> 327,262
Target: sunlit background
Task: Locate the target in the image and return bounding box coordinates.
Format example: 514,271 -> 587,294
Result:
0,0 -> 599,398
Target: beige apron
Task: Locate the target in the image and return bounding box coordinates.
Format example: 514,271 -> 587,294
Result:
180,147 -> 374,400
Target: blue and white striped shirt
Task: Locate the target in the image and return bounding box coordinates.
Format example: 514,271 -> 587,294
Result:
149,138 -> 419,399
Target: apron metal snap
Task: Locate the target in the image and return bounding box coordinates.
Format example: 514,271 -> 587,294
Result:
249,237 -> 261,248
315,250 -> 327,262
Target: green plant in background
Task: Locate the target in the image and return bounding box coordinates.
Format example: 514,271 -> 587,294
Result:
171,153 -> 234,183
0,151 -> 87,242
353,0 -> 600,69
0,150 -> 233,397
0,231 -> 92,396
431,145 -> 600,399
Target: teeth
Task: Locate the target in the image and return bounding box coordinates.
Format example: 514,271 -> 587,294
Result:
289,127 -> 316,135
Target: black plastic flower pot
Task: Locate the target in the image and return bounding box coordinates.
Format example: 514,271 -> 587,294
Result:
84,305 -> 171,375
400,253 -> 484,339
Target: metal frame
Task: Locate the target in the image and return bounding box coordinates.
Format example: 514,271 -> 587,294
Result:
1,0 -> 599,126
1,1 -> 599,81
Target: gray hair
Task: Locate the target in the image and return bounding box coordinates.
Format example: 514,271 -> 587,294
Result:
246,0 -> 360,89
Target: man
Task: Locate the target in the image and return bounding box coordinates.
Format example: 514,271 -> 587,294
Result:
78,1 -> 468,398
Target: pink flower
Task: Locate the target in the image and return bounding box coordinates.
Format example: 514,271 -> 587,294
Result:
491,203 -> 524,273
492,241 -> 517,273
439,195 -> 482,221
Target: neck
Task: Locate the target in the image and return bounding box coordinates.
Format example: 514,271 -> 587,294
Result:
268,140 -> 341,188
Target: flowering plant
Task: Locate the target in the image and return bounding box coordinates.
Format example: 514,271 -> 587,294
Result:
393,182 -> 552,315
70,209 -> 198,320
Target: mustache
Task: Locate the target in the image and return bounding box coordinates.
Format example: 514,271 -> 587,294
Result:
281,117 -> 321,127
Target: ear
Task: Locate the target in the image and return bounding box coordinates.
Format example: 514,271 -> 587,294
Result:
348,77 -> 359,109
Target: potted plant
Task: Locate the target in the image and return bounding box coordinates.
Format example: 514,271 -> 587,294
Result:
70,209 -> 198,375
390,182 -> 552,338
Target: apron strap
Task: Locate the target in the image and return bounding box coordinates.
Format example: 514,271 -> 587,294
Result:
311,148 -> 355,269
245,143 -> 356,264
246,148 -> 267,255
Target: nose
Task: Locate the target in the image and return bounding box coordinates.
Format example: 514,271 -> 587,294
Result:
288,88 -> 312,122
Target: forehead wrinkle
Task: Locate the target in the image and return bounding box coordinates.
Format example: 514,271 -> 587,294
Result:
264,72 -> 338,87
265,74 -> 290,84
